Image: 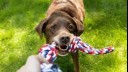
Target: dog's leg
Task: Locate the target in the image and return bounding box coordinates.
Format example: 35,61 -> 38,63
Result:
71,50 -> 79,72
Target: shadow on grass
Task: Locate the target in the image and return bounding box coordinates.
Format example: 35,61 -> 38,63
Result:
0,0 -> 50,28
55,55 -> 74,72
84,0 -> 126,31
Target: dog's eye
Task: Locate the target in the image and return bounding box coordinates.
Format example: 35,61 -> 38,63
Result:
68,24 -> 73,30
68,24 -> 75,33
50,25 -> 57,30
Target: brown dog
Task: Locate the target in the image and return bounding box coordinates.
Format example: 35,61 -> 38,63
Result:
36,0 -> 85,72
17,0 -> 85,72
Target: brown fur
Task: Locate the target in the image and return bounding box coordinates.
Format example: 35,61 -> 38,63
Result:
36,0 -> 85,38
35,0 -> 85,72
17,0 -> 85,72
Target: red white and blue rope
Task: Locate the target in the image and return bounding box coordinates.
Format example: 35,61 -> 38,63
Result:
38,42 -> 58,63
38,36 -> 114,63
68,36 -> 114,55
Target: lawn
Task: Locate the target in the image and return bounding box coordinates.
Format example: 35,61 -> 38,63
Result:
0,0 -> 127,72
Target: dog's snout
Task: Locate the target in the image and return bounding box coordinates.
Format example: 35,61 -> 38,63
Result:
60,36 -> 70,44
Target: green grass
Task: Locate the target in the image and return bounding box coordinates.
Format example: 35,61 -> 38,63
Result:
0,0 -> 127,72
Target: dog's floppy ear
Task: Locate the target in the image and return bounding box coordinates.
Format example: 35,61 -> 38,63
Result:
35,18 -> 48,38
72,17 -> 84,36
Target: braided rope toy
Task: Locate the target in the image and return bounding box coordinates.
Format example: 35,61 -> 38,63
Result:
38,36 -> 114,63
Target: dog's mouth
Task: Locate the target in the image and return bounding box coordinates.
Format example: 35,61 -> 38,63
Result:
55,44 -> 69,56
57,44 -> 69,51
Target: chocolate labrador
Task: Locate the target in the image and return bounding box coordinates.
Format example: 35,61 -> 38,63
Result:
36,0 -> 85,72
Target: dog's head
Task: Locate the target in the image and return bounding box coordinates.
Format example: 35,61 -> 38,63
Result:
36,11 -> 84,51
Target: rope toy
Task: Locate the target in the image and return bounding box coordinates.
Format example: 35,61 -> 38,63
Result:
40,63 -> 62,72
38,36 -> 114,63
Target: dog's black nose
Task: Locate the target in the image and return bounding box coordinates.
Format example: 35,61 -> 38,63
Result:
60,36 -> 70,44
